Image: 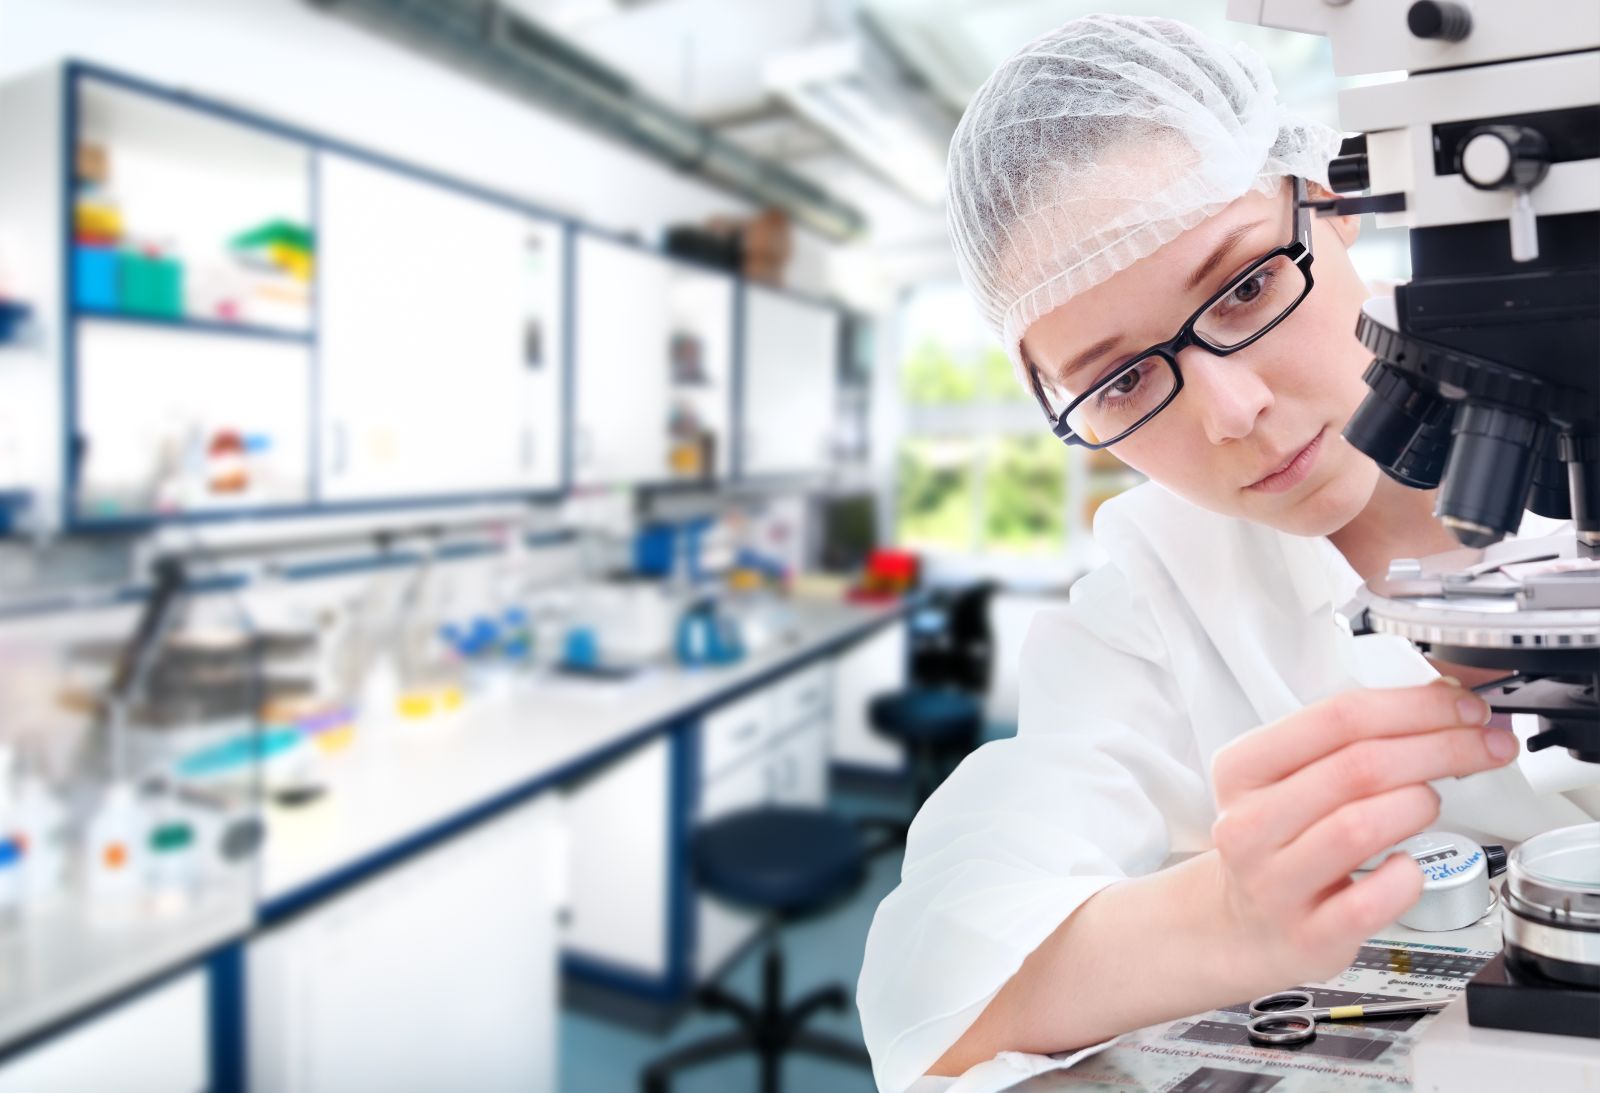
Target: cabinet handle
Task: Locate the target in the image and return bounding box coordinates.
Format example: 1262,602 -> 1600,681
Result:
330,421 -> 347,475
522,427 -> 535,470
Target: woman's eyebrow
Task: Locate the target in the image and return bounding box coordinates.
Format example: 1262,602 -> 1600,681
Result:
1185,219 -> 1270,292
1055,335 -> 1125,385
1047,215 -> 1275,386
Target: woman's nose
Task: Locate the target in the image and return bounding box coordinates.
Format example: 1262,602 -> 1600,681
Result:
1177,345 -> 1274,444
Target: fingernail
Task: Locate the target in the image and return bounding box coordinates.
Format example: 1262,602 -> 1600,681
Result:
1459,696 -> 1491,725
1486,729 -> 1518,762
1438,675 -> 1463,688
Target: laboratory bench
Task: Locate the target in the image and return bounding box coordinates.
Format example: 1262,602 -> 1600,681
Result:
999,867 -> 1599,1093
0,591 -> 917,1091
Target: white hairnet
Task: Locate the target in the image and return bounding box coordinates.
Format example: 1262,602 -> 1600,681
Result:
946,14 -> 1342,373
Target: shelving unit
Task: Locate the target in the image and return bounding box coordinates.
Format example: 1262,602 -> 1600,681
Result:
2,58 -> 867,528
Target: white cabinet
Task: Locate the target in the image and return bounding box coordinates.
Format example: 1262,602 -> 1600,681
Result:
248,797 -> 563,1093
740,286 -> 840,478
831,625 -> 908,772
0,969 -> 208,1093
701,689 -> 774,781
572,234 -> 672,486
562,736 -> 672,976
317,150 -> 565,501
770,719 -> 829,807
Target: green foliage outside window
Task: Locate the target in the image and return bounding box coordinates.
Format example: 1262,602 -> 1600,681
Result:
896,438 -> 973,551
900,339 -> 1028,406
982,435 -> 1065,554
900,338 -> 976,405
977,346 -> 1028,403
896,284 -> 1068,556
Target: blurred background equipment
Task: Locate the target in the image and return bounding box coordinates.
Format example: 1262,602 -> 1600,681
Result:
0,1 -> 1411,1089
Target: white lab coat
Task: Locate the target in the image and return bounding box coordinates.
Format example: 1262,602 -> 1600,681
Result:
857,481 -> 1599,1093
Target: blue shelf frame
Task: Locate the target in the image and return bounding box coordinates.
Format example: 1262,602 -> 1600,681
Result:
75,308 -> 312,343
59,59 -> 869,538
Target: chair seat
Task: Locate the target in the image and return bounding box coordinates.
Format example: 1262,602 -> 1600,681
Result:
868,689 -> 982,745
693,808 -> 865,915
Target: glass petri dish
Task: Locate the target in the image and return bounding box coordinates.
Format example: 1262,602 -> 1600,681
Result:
1519,822 -> 1600,891
1503,822 -> 1600,988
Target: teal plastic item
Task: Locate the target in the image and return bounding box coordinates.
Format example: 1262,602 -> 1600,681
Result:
177,728 -> 301,779
119,251 -> 183,317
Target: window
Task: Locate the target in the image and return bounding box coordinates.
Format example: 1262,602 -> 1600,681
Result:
893,286 -> 1077,560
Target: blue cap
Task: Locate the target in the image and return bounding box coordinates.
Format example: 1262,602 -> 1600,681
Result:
0,839 -> 20,867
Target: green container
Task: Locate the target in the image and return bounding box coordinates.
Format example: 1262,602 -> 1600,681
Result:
119,251 -> 184,318
230,220 -> 314,256
150,822 -> 194,853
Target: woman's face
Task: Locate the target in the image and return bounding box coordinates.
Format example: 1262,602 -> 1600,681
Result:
1020,180 -> 1379,538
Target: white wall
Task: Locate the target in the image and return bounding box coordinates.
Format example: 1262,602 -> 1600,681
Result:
0,0 -> 835,291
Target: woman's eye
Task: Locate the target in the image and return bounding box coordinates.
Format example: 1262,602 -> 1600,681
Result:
1228,271 -> 1268,306
1110,370 -> 1142,395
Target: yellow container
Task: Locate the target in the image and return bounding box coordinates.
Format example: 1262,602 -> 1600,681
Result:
74,202 -> 123,240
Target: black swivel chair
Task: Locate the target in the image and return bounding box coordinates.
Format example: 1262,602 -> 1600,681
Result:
909,580 -> 998,694
868,689 -> 984,813
862,582 -> 995,844
641,808 -> 874,1093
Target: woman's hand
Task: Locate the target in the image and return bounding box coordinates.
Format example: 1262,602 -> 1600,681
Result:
1207,679 -> 1515,987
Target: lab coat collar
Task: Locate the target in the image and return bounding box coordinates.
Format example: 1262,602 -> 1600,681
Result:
1276,527 -> 1363,618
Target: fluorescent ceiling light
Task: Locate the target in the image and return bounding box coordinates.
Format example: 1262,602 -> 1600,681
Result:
766,40 -> 947,208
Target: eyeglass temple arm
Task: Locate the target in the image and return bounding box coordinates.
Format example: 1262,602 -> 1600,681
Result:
1292,176 -> 1315,248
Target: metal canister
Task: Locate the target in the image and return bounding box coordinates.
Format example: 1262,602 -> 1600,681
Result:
1502,822 -> 1600,988
1394,831 -> 1503,932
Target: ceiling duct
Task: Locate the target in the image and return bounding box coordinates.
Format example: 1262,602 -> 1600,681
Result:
308,0 -> 868,240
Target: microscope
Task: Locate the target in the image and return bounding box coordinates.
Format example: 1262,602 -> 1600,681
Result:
1230,0 -> 1599,1066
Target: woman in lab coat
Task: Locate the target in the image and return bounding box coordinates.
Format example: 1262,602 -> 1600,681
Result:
856,15 -> 1600,1092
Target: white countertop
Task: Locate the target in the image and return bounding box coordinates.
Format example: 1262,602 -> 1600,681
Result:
260,595 -> 909,905
0,886 -> 252,1052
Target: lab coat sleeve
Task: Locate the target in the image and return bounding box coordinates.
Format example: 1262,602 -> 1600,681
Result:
857,562 -> 1211,1092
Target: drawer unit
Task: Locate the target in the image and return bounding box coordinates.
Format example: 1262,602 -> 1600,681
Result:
771,662 -> 833,732
700,689 -> 772,779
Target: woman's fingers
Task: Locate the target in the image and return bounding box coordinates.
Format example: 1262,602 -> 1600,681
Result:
1212,725 -> 1516,863
1212,681 -> 1491,805
1259,783 -> 1443,903
1297,853 -> 1426,966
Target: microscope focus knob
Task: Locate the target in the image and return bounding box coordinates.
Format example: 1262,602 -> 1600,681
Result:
1458,126 -> 1550,192
1407,1 -> 1472,42
1328,152 -> 1370,193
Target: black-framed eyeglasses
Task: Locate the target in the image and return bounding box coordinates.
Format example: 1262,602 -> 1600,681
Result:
1028,176 -> 1315,450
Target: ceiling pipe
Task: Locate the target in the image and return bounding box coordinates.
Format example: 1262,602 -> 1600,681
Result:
308,0 -> 869,240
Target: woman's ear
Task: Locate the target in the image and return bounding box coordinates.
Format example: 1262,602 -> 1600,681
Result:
1306,180 -> 1361,248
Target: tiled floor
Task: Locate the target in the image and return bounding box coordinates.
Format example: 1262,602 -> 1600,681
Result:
558,788 -> 910,1093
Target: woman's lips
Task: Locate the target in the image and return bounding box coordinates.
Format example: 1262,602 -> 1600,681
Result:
1247,428 -> 1325,493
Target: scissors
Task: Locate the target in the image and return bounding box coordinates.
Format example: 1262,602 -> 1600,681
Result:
1245,989 -> 1451,1046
